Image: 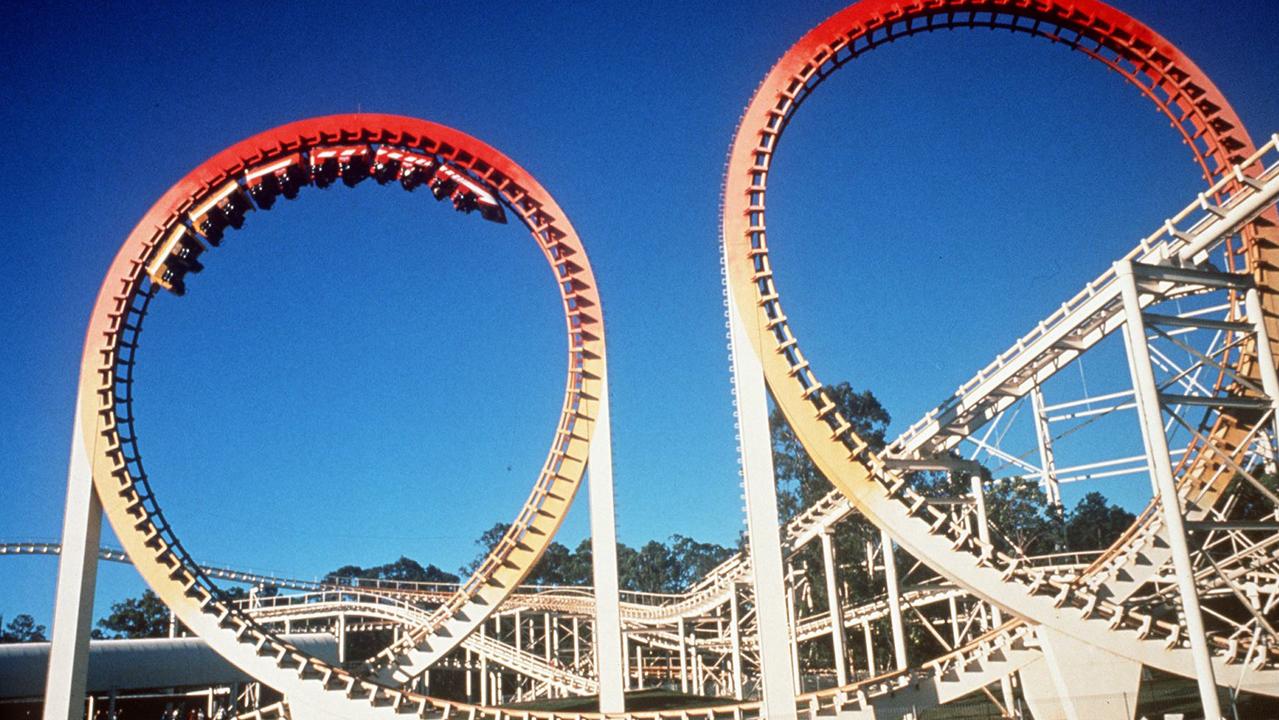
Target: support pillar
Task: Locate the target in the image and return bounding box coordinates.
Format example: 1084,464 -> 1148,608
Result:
572,617 -> 580,669
785,563 -> 801,689
1031,386 -> 1063,509
678,616 -> 689,694
819,531 -> 849,686
1019,627 -> 1141,720
880,528 -> 907,671
587,369 -> 626,713
729,583 -> 743,699
43,401 -> 102,720
336,613 -> 346,665
971,476 -> 1015,713
634,638 -> 644,690
1245,286 -> 1279,462
622,630 -> 631,691
480,622 -> 489,705
465,649 -> 474,702
725,292 -> 799,720
861,622 -> 875,678
1116,260 -> 1222,720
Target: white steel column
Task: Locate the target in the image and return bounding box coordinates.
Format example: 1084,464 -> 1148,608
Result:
43,401 -> 102,720
678,616 -> 689,694
1031,386 -> 1063,509
729,583 -> 743,699
634,638 -> 644,690
819,531 -> 849,686
971,476 -> 1015,712
785,563 -> 800,688
571,617 -> 580,669
587,370 -> 626,713
861,621 -> 875,677
337,613 -> 346,664
1245,287 -> 1279,449
621,629 -> 630,691
479,622 -> 489,705
465,649 -> 474,701
879,528 -> 907,671
1116,261 -> 1222,720
862,540 -> 877,677
726,293 -> 799,720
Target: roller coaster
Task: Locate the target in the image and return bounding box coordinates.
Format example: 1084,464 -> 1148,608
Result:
17,1 -> 1279,719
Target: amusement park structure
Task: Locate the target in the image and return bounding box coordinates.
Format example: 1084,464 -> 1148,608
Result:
11,1 -> 1279,719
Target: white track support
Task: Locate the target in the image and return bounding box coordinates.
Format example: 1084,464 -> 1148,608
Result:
572,617 -> 580,669
879,528 -> 907,671
634,639 -> 644,690
480,622 -> 489,704
971,476 -> 1015,712
729,583 -> 743,699
587,370 -> 626,713
678,616 -> 689,694
862,620 -> 875,677
43,401 -> 102,720
1245,287 -> 1279,450
1031,386 -> 1063,509
1116,260 -> 1222,720
337,613 -> 346,665
819,531 -> 849,686
785,563 -> 801,688
465,649 -> 474,701
726,293 -> 799,719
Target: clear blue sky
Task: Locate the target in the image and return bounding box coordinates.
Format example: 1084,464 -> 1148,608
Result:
2,1 -> 1277,630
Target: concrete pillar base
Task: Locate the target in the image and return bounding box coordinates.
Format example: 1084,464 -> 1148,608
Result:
1019,627 -> 1141,720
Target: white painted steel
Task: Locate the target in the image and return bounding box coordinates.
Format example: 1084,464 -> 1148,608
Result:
726,291 -> 799,719
586,371 -> 626,712
42,402 -> 102,720
1116,260 -> 1222,720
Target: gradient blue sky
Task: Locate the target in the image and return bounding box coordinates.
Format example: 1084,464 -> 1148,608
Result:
2,1 -> 1277,629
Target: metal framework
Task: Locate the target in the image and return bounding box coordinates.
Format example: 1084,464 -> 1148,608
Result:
41,115 -> 627,720
24,2 -> 1279,720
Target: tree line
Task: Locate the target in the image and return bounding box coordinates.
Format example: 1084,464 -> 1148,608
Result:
2,382 -> 1177,642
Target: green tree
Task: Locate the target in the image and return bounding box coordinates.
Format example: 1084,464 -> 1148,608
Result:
328,556 -> 458,584
668,534 -> 734,589
96,590 -> 169,638
771,382 -> 891,522
1064,491 -> 1136,552
0,614 -> 47,643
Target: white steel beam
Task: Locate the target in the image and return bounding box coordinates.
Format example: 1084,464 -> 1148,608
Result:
43,402 -> 102,720
819,531 -> 849,686
726,292 -> 799,719
1116,260 -> 1223,720
971,476 -> 1015,713
587,370 -> 626,713
1245,286 -> 1279,459
729,583 -> 743,700
1031,387 -> 1063,508
880,528 -> 907,671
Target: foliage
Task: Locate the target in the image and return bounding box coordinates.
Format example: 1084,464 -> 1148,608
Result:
770,382 -> 891,522
327,556 -> 458,584
96,589 -> 169,639
462,525 -> 732,593
0,614 -> 46,643
1225,471 -> 1279,522
1064,491 -> 1136,552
